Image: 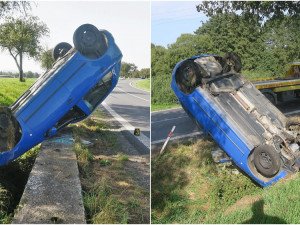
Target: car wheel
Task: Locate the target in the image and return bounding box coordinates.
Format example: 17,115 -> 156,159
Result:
254,145 -> 281,177
175,60 -> 208,94
73,24 -> 108,59
222,52 -> 242,73
53,42 -> 72,60
263,92 -> 276,105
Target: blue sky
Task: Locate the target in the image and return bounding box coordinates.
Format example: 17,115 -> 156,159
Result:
151,1 -> 207,48
0,1 -> 150,73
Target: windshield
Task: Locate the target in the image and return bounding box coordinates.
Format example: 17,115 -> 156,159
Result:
82,71 -> 113,111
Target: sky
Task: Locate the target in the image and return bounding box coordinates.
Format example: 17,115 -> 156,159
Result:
151,1 -> 207,48
0,1 -> 150,73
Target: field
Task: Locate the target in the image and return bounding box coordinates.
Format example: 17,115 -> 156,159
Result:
132,79 -> 150,91
0,78 -> 39,223
0,78 -> 36,106
151,137 -> 300,224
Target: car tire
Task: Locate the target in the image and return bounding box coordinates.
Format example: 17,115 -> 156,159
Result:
254,145 -> 281,178
222,52 -> 242,73
175,60 -> 208,94
73,24 -> 108,59
53,42 -> 72,60
263,92 -> 276,105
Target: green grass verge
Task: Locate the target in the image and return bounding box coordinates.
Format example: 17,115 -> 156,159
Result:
151,138 -> 300,224
151,103 -> 180,112
0,78 -> 39,223
72,111 -> 149,224
0,78 -> 36,106
132,79 -> 150,91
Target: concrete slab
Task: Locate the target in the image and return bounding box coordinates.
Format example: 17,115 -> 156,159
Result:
13,131 -> 86,224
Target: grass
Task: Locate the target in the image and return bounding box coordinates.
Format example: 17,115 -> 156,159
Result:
151,137 -> 300,224
0,145 -> 39,223
132,79 -> 150,91
72,110 -> 149,224
0,78 -> 39,223
0,78 -> 36,106
151,103 -> 180,112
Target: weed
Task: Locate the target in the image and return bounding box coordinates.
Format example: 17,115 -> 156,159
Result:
73,109 -> 149,224
117,153 -> 129,161
100,159 -> 111,167
84,182 -> 128,224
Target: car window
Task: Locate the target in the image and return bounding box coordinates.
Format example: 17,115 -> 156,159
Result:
55,105 -> 87,130
82,71 -> 113,111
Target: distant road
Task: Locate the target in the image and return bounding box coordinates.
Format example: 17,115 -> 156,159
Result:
103,79 -> 150,151
151,99 -> 300,146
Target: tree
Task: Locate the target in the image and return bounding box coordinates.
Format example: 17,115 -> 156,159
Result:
140,68 -> 150,78
40,49 -> 55,70
0,16 -> 49,81
0,1 -> 31,18
196,1 -> 300,24
120,62 -> 137,77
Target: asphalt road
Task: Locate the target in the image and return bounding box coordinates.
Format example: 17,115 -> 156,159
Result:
151,98 -> 300,145
103,79 -> 150,150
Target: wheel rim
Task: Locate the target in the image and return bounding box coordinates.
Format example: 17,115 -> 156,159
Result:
259,152 -> 272,169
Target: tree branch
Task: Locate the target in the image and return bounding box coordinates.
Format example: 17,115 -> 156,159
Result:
8,48 -> 20,71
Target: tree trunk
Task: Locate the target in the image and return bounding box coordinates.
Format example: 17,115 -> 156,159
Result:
19,51 -> 24,82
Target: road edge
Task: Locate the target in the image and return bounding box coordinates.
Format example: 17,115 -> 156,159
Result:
101,102 -> 150,154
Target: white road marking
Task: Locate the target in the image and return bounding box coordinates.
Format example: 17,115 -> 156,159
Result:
151,131 -> 203,145
129,81 -> 150,93
151,106 -> 181,113
151,115 -> 189,124
116,87 -> 150,102
102,101 -> 150,150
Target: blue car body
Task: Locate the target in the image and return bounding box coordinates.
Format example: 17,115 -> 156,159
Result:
172,55 -> 300,187
0,29 -> 122,166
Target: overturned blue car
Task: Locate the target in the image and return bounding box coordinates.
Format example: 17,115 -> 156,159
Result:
172,53 -> 300,187
0,24 -> 122,166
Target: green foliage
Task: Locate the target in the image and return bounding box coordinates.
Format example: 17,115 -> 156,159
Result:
120,62 -> 149,78
152,8 -> 300,108
0,15 -> 49,81
84,182 -> 128,224
40,49 -> 54,70
99,159 -> 111,167
0,78 -> 36,106
208,169 -> 260,209
151,139 -> 299,224
120,62 -> 137,77
117,153 -> 129,162
151,103 -> 179,112
196,1 -> 300,23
